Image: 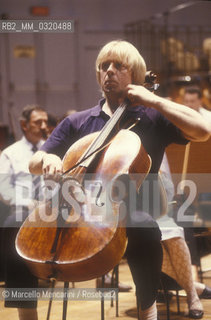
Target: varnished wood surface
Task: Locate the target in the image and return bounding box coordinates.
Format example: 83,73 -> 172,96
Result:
166,137 -> 211,175
166,137 -> 211,195
0,255 -> 211,320
16,129 -> 151,283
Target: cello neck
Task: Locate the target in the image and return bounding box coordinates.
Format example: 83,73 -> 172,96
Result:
81,101 -> 128,164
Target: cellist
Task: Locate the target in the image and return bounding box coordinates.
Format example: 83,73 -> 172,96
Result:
30,40 -> 210,320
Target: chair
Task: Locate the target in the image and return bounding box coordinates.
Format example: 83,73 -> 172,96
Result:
159,272 -> 182,320
198,193 -> 211,223
195,193 -> 211,283
100,265 -> 119,319
46,266 -> 120,320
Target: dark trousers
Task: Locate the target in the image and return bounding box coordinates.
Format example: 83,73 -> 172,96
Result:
2,209 -> 38,308
126,214 -> 162,311
112,174 -> 163,311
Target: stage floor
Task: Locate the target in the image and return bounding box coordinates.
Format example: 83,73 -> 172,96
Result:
0,254 -> 211,320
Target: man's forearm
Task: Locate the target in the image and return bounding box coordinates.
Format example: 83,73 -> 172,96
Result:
154,96 -> 210,142
127,84 -> 210,142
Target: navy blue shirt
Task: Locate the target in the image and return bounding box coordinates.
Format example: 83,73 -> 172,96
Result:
41,99 -> 188,173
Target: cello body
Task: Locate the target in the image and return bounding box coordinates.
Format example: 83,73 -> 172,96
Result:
16,129 -> 151,282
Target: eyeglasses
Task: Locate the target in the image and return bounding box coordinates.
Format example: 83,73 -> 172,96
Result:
100,61 -> 128,72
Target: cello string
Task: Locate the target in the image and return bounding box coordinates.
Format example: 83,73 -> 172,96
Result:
49,102 -> 129,251
62,102 -> 127,177
62,140 -> 113,178
81,102 -> 126,159
95,102 -> 127,148
56,101 -> 128,225
67,110 -> 140,181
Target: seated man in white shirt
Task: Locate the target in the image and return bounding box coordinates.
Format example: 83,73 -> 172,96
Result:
0,105 -> 48,320
183,86 -> 211,132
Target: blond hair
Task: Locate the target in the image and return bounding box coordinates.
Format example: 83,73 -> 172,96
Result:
96,40 -> 146,85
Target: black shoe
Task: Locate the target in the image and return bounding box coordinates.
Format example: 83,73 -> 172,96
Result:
96,274 -> 132,292
189,310 -> 204,319
199,286 -> 211,299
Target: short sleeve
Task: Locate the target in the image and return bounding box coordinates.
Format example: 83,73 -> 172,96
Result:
158,113 -> 189,147
41,117 -> 77,159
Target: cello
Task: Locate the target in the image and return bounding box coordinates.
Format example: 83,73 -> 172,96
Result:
16,73 -> 156,283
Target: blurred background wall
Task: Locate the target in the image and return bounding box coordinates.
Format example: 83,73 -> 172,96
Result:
0,0 -> 211,138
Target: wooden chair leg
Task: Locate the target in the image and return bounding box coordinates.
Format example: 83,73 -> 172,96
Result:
112,265 -> 119,317
101,275 -> 105,320
110,265 -> 119,316
46,279 -> 56,320
62,282 -> 69,320
46,280 -> 70,320
164,288 -> 171,320
176,290 -> 180,314
198,259 -> 204,283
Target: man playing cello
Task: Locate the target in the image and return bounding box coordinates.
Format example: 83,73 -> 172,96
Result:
29,40 -> 210,320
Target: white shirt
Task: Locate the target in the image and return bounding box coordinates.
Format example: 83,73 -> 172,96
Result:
157,153 -> 184,241
0,136 -> 44,208
199,107 -> 211,131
